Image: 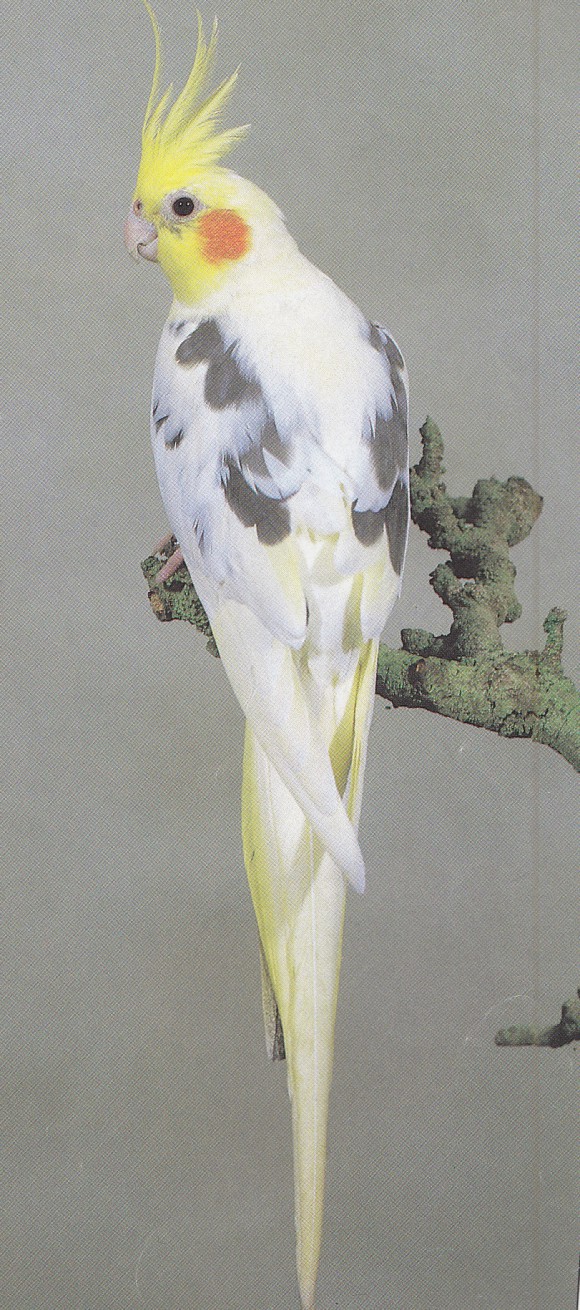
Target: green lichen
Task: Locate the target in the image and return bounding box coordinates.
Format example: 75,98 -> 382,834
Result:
407,417 -> 543,660
376,417 -> 579,769
140,552 -> 219,657
141,416 -> 580,772
376,611 -> 580,771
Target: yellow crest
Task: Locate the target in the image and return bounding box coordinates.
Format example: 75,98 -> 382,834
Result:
139,3 -> 248,188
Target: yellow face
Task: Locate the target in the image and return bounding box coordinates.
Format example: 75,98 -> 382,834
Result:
125,165 -> 253,304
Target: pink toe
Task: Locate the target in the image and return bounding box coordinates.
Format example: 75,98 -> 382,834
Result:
152,530 -> 176,555
155,546 -> 185,584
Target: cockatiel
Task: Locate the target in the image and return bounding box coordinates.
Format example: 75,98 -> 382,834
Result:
124,9 -> 409,1308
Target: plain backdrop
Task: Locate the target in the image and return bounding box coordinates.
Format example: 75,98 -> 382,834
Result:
1,2 -> 577,1307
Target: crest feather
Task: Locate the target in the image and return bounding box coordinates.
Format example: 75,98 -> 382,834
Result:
140,3 -> 248,175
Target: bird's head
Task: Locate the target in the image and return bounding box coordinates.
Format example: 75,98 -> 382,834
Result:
125,5 -> 286,306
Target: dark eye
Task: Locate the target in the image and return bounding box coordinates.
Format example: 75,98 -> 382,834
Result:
172,195 -> 196,218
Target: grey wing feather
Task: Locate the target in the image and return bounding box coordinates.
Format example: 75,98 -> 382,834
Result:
151,316 -> 309,645
352,323 -> 410,577
156,317 -> 305,556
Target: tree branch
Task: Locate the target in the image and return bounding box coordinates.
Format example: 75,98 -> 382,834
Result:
141,417 -> 580,772
495,990 -> 580,1047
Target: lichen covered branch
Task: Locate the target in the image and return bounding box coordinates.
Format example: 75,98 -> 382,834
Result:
495,990 -> 580,1047
141,417 -> 580,771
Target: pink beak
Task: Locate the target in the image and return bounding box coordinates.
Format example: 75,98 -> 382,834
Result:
124,207 -> 159,262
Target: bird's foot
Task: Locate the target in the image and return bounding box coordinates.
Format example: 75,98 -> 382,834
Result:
153,533 -> 185,583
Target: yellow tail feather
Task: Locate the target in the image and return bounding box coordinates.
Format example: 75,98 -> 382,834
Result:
241,637 -> 379,1308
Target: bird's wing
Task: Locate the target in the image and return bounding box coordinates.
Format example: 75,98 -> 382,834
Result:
149,311 -> 408,888
151,314 -> 309,646
334,322 -> 410,641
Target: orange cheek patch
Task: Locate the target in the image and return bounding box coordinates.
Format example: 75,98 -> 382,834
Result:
198,209 -> 251,264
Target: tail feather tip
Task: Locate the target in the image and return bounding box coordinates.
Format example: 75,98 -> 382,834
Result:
299,1280 -> 317,1310
348,850 -> 366,894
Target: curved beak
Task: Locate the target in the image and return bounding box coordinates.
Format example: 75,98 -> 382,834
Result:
124,210 -> 159,263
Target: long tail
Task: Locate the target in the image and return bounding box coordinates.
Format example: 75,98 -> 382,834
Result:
241,638 -> 378,1309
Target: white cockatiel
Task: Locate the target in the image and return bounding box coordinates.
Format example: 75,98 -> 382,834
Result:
124,10 -> 409,1308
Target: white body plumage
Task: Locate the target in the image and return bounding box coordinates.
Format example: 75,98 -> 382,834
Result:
150,232 -> 408,891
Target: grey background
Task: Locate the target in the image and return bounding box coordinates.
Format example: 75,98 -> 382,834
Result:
1,1 -> 577,1307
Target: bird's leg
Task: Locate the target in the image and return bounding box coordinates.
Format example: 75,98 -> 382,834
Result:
152,532 -> 185,583
152,530 -> 175,555
156,547 -> 184,583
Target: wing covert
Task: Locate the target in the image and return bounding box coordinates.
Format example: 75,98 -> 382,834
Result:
151,315 -> 308,645
150,312 -> 410,646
